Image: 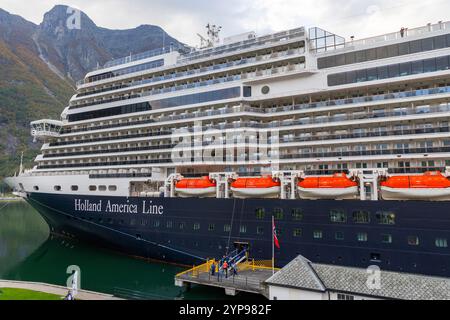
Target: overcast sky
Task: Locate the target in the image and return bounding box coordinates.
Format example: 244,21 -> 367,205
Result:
0,0 -> 448,45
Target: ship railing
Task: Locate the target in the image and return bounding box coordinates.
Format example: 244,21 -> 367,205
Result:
343,21 -> 450,49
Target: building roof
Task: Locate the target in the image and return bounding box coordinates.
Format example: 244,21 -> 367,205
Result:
265,256 -> 450,300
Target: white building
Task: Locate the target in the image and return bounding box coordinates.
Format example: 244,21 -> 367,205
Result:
266,255 -> 450,300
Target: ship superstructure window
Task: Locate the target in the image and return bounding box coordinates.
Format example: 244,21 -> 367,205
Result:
318,34 -> 450,69
352,211 -> 370,224
108,186 -> 117,191
86,59 -> 164,83
167,221 -> 173,229
274,208 -> 284,220
255,208 -> 265,219
224,224 -> 231,232
152,220 -> 160,228
335,232 -> 344,241
330,210 -> 347,223
179,222 -> 185,230
99,185 -> 107,191
382,234 -> 393,244
436,238 -> 448,248
292,209 -> 303,221
293,229 -> 302,237
357,233 -> 368,242
257,227 -> 264,235
193,223 -> 200,231
376,211 -> 396,225
208,224 -> 215,231
328,55 -> 450,86
240,225 -> 247,234
54,186 -> 62,191
89,185 -> 97,191
71,185 -> 78,191
33,186 -> 39,191
408,236 -> 420,246
313,230 -> 323,239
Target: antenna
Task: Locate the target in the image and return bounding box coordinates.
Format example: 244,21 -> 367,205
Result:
197,23 -> 222,48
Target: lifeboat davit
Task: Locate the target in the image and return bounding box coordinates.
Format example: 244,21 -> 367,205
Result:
231,177 -> 281,199
298,173 -> 359,200
175,177 -> 216,198
381,172 -> 450,201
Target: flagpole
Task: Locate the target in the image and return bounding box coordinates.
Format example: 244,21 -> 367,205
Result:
272,215 -> 275,275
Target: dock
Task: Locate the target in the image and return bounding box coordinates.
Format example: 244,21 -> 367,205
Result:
175,259 -> 279,298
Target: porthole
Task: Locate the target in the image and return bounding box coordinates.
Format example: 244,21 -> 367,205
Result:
71,185 -> 79,191
89,185 -> 97,191
99,185 -> 107,191
261,85 -> 270,94
33,186 -> 39,191
108,185 -> 117,192
54,186 -> 62,191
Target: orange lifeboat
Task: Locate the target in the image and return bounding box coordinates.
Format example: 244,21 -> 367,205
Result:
381,172 -> 450,201
175,177 -> 216,198
298,173 -> 359,200
231,176 -> 281,199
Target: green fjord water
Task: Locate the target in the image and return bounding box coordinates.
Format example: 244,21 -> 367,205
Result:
0,201 -> 258,300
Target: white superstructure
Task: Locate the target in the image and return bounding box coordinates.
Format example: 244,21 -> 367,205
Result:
6,21 -> 450,199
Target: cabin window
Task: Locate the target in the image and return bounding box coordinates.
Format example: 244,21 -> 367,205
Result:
54,186 -> 62,191
352,211 -> 370,224
108,185 -> 117,191
376,211 -> 396,225
257,227 -> 264,235
357,232 -> 368,242
292,209 -> 303,221
71,185 -> 78,191
240,225 -> 247,234
89,185 -> 97,191
255,208 -> 265,219
408,236 -> 420,246
224,224 -> 231,232
382,234 -> 393,244
313,230 -> 323,239
193,223 -> 200,231
99,185 -> 107,191
179,222 -> 185,230
335,232 -> 344,241
436,238 -> 448,248
293,229 -> 302,237
152,220 -> 160,228
33,186 -> 39,191
208,224 -> 215,231
330,210 -> 347,223
166,221 -> 173,228
274,208 -> 284,220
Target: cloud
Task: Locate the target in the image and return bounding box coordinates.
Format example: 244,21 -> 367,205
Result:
0,0 -> 448,45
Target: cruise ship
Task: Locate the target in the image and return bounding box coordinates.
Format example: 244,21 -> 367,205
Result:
6,21 -> 450,277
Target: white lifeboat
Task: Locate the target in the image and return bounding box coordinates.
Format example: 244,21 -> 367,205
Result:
381,171 -> 450,201
175,177 -> 216,198
298,173 -> 359,200
231,177 -> 281,199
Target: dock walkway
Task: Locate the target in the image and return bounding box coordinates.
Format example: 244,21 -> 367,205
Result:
175,259 -> 279,298
0,280 -> 122,300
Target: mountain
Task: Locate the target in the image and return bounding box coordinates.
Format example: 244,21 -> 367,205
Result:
0,5 -> 182,185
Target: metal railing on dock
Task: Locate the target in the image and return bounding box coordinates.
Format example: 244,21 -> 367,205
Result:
175,258 -> 280,298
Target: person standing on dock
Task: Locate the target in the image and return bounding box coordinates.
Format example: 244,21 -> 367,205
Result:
223,260 -> 229,278
210,261 -> 216,276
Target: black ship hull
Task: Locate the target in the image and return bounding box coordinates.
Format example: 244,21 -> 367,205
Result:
25,192 -> 450,277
